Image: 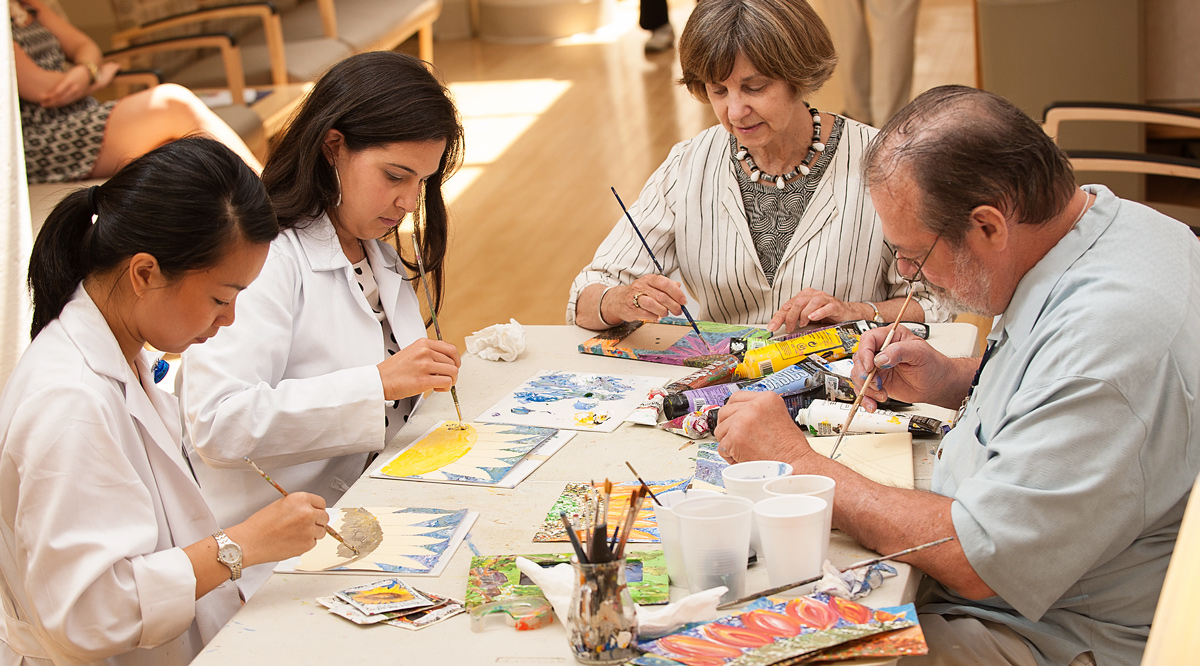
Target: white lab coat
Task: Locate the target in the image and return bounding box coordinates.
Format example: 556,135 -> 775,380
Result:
0,286 -> 241,666
179,214 -> 425,593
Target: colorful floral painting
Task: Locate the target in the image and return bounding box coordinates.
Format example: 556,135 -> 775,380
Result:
578,317 -> 772,366
637,593 -> 922,666
533,478 -> 689,543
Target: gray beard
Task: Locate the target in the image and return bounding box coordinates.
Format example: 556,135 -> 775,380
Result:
927,248 -> 993,317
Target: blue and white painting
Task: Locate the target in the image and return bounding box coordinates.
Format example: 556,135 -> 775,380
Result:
477,370 -> 666,432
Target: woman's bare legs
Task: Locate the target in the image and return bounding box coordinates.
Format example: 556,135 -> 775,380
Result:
89,83 -> 263,178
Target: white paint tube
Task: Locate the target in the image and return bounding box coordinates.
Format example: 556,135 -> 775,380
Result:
795,399 -> 948,436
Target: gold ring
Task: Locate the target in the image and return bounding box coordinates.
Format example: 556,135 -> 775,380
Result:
633,292 -> 647,309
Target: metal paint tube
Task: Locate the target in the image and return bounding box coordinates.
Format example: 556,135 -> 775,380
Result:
663,362 -> 824,420
663,355 -> 740,395
734,321 -> 869,378
704,387 -> 823,434
658,405 -> 720,439
624,387 -> 667,426
796,399 -> 948,436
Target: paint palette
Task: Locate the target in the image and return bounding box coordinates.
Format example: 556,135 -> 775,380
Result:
578,317 -> 773,366
476,370 -> 667,433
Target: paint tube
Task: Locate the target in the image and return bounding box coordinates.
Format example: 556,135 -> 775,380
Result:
658,405 -> 720,439
735,321 -> 869,379
663,361 -> 824,420
625,387 -> 667,426
795,399 -> 948,436
704,387 -> 823,434
663,355 -> 741,394
661,380 -> 757,420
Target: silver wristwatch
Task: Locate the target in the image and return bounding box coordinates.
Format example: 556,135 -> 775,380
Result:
213,530 -> 243,581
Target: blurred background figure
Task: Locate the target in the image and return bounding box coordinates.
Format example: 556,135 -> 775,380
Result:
821,0 -> 919,127
641,0 -> 674,53
10,0 -> 262,184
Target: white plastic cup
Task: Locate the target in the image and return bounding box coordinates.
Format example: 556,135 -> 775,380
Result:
754,495 -> 829,588
721,461 -> 793,559
655,488 -> 720,589
762,474 -> 836,562
672,495 -> 754,604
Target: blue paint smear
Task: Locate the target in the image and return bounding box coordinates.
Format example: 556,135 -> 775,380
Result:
573,400 -> 597,410
510,406 -> 533,414
513,371 -> 637,405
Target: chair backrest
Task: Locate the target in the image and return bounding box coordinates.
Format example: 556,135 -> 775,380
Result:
1044,102 -> 1200,233
1141,472 -> 1200,665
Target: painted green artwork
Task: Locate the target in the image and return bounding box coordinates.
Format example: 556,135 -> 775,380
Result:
465,550 -> 669,609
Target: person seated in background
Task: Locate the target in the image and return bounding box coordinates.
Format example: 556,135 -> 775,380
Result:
10,0 -> 263,183
179,52 -> 464,597
568,0 -> 948,334
0,137 -> 326,665
715,85 -> 1200,665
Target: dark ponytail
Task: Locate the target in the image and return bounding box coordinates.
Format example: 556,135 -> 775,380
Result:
28,137 -> 279,338
262,51 -> 464,323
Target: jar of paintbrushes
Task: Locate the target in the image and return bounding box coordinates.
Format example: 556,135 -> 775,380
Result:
562,479 -> 649,663
567,556 -> 637,663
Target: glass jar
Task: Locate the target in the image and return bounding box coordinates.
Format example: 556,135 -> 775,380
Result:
566,557 -> 639,664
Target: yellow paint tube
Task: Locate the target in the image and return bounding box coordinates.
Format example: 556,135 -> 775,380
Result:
735,323 -> 866,379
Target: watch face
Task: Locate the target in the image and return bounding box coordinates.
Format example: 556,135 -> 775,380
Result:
217,542 -> 242,565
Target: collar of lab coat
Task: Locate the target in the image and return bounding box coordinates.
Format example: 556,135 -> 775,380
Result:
58,285 -> 195,484
291,213 -> 403,273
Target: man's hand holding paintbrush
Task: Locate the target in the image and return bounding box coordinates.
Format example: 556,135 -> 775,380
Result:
850,324 -> 980,413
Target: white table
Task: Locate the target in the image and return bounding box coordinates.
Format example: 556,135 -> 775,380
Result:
190,323 -> 979,665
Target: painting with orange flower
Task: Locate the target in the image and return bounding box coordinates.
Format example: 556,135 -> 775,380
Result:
533,478 -> 689,542
636,593 -> 919,666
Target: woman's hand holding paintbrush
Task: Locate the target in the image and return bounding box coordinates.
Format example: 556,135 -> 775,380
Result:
244,457 -> 361,556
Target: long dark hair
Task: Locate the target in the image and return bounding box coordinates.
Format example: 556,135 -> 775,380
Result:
262,51 -> 465,319
28,137 -> 279,338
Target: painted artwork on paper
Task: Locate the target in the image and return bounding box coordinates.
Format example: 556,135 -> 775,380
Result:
578,317 -> 772,367
372,421 -> 558,485
476,371 -> 666,433
295,507 -> 477,576
533,478 -> 689,543
465,551 -> 669,609
636,594 -> 923,666
694,440 -> 727,489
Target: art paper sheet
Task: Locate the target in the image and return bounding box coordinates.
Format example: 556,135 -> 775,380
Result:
694,433 -> 915,490
278,507 -> 477,576
465,551 -> 669,609
369,421 -> 568,487
533,478 -> 689,543
578,317 -> 772,366
635,593 -> 921,666
476,370 -> 666,432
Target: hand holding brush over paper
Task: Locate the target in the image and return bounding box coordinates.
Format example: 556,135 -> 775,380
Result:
850,325 -> 973,412
227,492 -> 330,565
377,338 -> 461,400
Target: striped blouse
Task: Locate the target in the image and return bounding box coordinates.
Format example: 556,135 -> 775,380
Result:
566,120 -> 950,326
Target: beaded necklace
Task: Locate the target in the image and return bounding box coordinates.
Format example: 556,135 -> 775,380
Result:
735,105 -> 825,190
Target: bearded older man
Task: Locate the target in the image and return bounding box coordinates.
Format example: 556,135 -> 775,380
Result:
714,85 -> 1200,666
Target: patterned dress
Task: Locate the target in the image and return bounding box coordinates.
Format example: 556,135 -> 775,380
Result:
11,1 -> 117,184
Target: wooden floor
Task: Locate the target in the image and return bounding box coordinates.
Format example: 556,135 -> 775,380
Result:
410,0 -> 976,347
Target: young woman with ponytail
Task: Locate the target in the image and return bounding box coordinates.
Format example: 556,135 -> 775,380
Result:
0,137 -> 329,665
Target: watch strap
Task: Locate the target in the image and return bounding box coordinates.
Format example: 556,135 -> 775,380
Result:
212,530 -> 242,581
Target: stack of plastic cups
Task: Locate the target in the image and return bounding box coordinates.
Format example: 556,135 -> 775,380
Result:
671,495 -> 754,605
654,488 -> 720,589
762,475 -> 836,562
721,461 -> 793,559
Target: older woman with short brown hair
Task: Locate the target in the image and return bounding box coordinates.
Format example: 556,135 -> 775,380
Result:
568,0 -> 947,332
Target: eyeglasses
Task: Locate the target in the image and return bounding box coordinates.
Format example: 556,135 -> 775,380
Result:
883,234 -> 941,284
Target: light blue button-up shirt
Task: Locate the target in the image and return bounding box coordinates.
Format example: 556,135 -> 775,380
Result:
919,186 -> 1200,666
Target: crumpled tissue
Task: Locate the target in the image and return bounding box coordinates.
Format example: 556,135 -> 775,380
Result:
465,318 -> 526,362
515,557 -> 726,637
813,560 -> 897,600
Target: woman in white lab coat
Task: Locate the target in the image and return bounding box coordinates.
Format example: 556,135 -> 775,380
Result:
180,52 -> 465,594
0,137 -> 329,665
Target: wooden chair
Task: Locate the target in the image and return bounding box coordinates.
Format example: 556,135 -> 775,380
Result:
239,0 -> 442,63
109,1 -> 352,89
1044,102 -> 1200,233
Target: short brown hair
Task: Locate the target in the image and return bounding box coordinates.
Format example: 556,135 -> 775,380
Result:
864,85 -> 1076,242
678,0 -> 836,102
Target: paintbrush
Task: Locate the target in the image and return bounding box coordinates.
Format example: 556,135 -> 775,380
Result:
589,479 -> 611,562
410,235 -> 465,428
615,486 -> 647,559
560,512 -> 589,564
716,536 -> 956,610
610,187 -> 708,351
243,457 -> 359,556
624,461 -> 662,506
